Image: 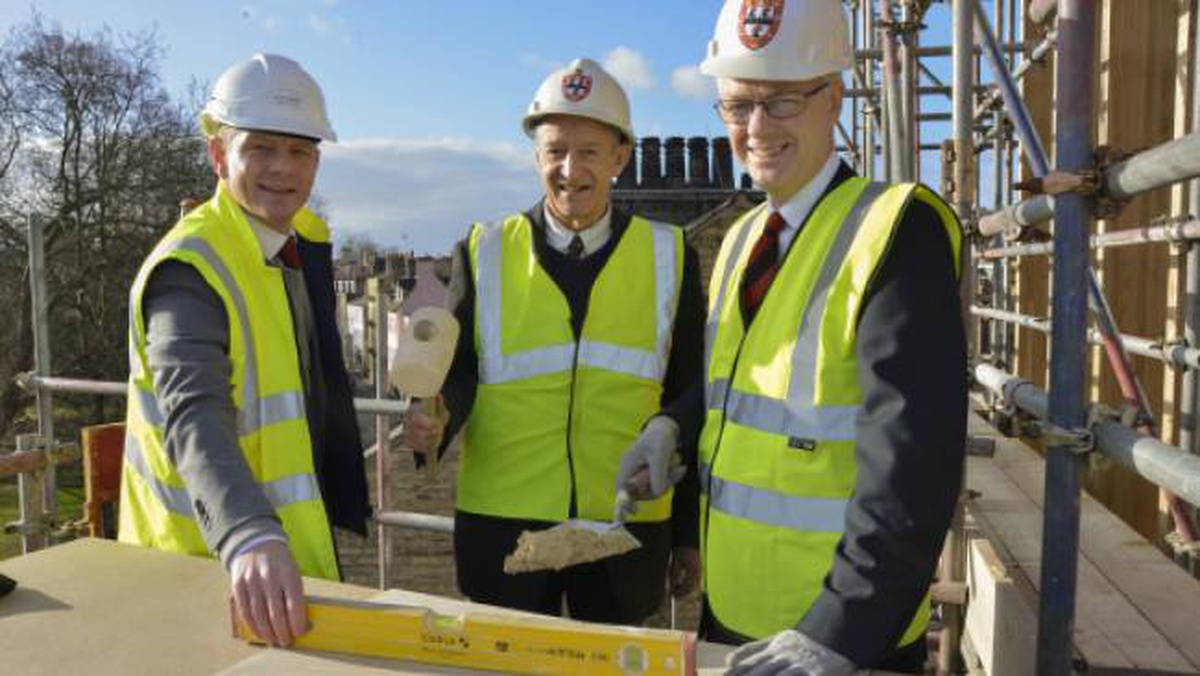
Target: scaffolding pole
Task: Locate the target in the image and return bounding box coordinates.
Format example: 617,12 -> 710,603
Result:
26,214 -> 57,551
980,217 -> 1200,259
1183,1 -> 1200,463
975,364 -> 1200,513
1037,2 -> 1095,673
880,0 -> 910,182
980,131 -> 1200,236
973,0 -> 1051,177
971,306 -> 1200,371
862,0 -> 877,180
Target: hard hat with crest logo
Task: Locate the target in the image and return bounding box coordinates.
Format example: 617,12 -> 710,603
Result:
523,57 -> 634,143
700,0 -> 853,81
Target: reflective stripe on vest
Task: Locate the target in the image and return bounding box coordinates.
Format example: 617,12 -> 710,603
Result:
123,433 -> 322,517
128,237 -> 306,436
699,462 -> 848,533
475,218 -> 679,384
703,183 -> 887,444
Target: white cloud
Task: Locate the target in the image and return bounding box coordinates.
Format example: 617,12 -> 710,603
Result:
603,47 -> 655,90
317,138 -> 540,255
262,14 -> 279,32
309,14 -> 332,34
671,65 -> 715,100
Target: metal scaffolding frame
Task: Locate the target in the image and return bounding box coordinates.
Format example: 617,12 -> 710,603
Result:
858,1 -> 1200,673
8,2 -> 1200,673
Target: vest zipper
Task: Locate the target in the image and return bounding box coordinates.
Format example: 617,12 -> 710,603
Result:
702,330 -> 750,553
565,338 -> 582,519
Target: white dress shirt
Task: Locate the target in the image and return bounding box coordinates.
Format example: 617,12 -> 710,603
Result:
543,204 -> 613,257
770,152 -> 841,258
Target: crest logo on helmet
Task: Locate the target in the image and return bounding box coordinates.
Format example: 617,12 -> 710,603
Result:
561,70 -> 593,103
738,0 -> 785,50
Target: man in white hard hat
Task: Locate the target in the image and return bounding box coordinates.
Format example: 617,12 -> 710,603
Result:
118,53 -> 369,648
404,58 -> 704,624
651,1 -> 965,673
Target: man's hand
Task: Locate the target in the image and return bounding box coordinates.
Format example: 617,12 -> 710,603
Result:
402,395 -> 450,457
669,546 -> 701,598
614,416 -> 685,520
230,539 -> 309,648
725,629 -> 856,676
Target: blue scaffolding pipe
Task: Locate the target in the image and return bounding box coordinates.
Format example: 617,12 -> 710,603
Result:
973,0 -> 1051,177
1037,1 -> 1095,673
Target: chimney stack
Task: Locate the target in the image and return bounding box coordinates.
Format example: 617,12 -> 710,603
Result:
712,137 -> 735,189
687,137 -> 710,186
640,137 -> 662,188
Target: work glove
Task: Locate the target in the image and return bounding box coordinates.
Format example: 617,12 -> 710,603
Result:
724,629 -> 857,676
614,415 -> 686,522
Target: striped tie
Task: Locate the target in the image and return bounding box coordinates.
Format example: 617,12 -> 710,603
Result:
739,211 -> 787,324
278,235 -> 302,269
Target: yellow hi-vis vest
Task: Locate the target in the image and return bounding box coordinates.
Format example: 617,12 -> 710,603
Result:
118,181 -> 339,580
459,213 -> 684,523
700,178 -> 962,642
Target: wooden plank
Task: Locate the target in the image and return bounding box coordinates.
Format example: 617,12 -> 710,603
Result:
966,415 -> 1200,671
0,538 -> 376,676
1089,0 -> 1180,543
963,534 -> 1036,676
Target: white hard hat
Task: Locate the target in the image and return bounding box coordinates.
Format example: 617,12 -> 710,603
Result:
201,53 -> 336,142
700,0 -> 853,82
523,58 -> 634,143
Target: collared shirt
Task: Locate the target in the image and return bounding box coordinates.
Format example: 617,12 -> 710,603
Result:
245,212 -> 293,264
543,203 -> 612,257
770,152 -> 841,258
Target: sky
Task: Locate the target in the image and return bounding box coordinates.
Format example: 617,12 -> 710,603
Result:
1,1 -> 980,255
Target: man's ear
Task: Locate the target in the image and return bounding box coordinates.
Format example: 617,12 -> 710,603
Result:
614,141 -> 633,176
828,77 -> 845,117
206,135 -> 228,180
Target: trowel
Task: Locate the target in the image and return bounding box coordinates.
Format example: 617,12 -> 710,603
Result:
502,474 -> 652,574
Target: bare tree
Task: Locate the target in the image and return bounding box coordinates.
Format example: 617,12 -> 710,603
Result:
0,14 -> 214,439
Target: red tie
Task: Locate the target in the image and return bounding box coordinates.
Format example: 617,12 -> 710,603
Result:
739,212 -> 787,324
278,235 -> 302,269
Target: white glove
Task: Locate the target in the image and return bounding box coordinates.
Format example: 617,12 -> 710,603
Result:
613,416 -> 685,520
725,629 -> 856,676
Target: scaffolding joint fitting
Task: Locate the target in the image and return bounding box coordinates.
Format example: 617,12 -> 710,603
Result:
14,371 -> 35,393
1013,170 -> 1100,198
1041,424 -> 1094,456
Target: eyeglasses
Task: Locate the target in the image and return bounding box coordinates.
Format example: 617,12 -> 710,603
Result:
714,82 -> 832,124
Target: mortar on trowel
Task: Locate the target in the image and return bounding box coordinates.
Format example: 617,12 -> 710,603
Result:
389,306 -> 459,475
502,472 -> 654,574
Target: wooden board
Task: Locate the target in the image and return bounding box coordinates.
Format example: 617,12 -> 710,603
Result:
0,538 -> 737,675
963,535 -> 1036,676
964,415 -> 1200,671
0,538 -> 378,675
222,590 -> 733,676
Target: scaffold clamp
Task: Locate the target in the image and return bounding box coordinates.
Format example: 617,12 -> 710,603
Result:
1040,424 -> 1094,455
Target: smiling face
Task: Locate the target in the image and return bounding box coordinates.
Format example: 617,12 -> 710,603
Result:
717,76 -> 843,205
207,128 -> 320,233
533,114 -> 631,231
